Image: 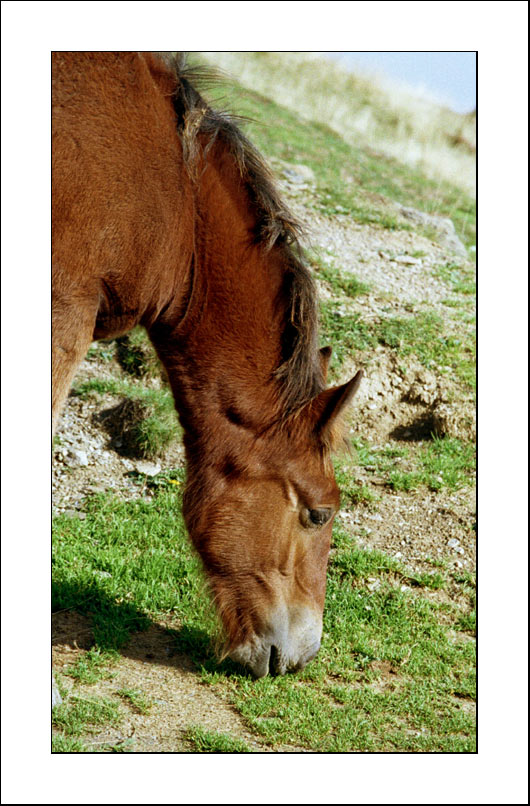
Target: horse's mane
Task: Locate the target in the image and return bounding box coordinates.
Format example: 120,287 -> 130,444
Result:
153,52 -> 324,417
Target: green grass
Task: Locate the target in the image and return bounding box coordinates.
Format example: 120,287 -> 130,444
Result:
52,695 -> 122,737
306,248 -> 371,299
433,262 -> 476,295
320,301 -> 475,391
387,437 -> 475,492
72,377 -> 180,459
116,688 -> 154,715
115,327 -> 162,378
53,482 -> 476,752
376,312 -> 475,389
64,647 -> 119,684
52,734 -> 91,753
184,726 -> 253,753
320,302 -> 377,376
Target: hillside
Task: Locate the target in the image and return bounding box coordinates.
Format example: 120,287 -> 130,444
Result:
52,53 -> 476,753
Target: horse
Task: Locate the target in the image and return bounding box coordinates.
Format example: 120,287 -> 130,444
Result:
52,52 -> 362,678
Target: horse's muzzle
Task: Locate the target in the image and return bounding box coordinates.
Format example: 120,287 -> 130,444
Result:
229,605 -> 322,678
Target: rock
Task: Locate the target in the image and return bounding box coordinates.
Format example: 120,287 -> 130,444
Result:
395,203 -> 468,258
52,675 -> 62,708
282,163 -> 315,185
135,460 -> 161,477
68,448 -> 89,467
393,255 -> 422,266
447,537 -> 460,548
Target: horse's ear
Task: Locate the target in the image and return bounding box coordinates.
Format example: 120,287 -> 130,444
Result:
319,346 -> 332,383
310,370 -> 363,439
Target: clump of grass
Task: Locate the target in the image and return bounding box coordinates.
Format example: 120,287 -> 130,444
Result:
334,465 -> 379,508
73,377 -> 179,459
457,610 -> 476,634
52,695 -> 122,737
65,647 -> 119,685
184,726 -> 252,753
117,688 -> 154,715
52,735 -> 91,753
115,327 -> 162,378
86,340 -> 116,363
433,262 -> 476,295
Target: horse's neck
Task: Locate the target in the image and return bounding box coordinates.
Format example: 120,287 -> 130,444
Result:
151,146 -> 285,444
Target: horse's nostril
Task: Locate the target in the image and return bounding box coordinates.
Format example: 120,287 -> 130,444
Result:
269,645 -> 281,675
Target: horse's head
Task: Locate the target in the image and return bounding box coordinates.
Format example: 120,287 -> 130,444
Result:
183,368 -> 362,677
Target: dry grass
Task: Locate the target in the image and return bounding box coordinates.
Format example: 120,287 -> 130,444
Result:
195,51 -> 475,195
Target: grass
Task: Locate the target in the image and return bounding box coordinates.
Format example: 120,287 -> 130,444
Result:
64,647 -> 119,684
306,248 -> 371,299
72,376 -> 180,459
52,483 -> 476,752
189,53 -> 475,248
387,437 -> 476,492
342,436 -> 475,494
320,301 -> 475,391
115,327 -> 163,379
116,688 -> 154,715
52,695 -> 122,737
195,52 -> 475,198
184,726 -> 252,753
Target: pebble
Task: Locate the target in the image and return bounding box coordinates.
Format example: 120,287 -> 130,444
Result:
68,449 -> 89,467
447,538 -> 460,548
135,460 -> 161,477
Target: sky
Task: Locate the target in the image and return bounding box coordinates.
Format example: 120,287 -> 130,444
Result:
324,52 -> 476,114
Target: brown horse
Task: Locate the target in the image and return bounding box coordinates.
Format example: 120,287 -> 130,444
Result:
52,52 -> 362,678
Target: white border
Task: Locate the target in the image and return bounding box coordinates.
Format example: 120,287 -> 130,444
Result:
2,2 -> 528,804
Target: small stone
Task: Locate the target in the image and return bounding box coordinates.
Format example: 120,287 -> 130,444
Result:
135,460 -> 161,477
447,538 -> 460,548
52,676 -> 62,708
68,449 -> 89,467
282,163 -> 315,185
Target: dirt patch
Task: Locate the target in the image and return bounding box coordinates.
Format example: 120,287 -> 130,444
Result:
52,612 -> 308,752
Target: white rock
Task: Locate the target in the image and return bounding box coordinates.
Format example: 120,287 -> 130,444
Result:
68,449 -> 89,467
135,460 -> 161,477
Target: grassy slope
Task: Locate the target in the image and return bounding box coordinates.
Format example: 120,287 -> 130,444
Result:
53,57 -> 476,752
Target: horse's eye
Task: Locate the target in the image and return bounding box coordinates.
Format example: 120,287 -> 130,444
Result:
304,507 -> 333,528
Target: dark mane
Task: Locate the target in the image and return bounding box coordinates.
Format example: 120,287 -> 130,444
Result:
154,52 -> 324,416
